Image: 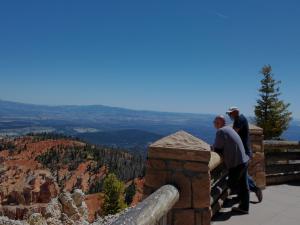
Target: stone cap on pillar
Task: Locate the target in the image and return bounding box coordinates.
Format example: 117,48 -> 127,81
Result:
249,124 -> 263,135
149,130 -> 212,163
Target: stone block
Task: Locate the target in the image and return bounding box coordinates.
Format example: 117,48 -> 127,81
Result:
173,209 -> 195,225
249,135 -> 263,142
249,124 -> 263,135
256,171 -> 266,189
201,208 -> 212,225
167,160 -> 184,171
195,208 -> 212,225
253,152 -> 264,161
192,175 -> 211,208
195,211 -> 202,225
172,173 -> 192,208
184,162 -> 209,173
148,131 -> 211,162
142,185 -> 154,198
149,147 -> 211,162
146,159 -> 166,170
167,211 -> 173,225
249,152 -> 265,177
144,169 -> 169,189
251,142 -> 263,152
150,130 -> 211,151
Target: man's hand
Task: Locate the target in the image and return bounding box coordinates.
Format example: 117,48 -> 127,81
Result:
234,127 -> 240,133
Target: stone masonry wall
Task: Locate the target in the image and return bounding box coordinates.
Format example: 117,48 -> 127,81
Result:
144,131 -> 213,225
249,124 -> 266,189
144,127 -> 265,225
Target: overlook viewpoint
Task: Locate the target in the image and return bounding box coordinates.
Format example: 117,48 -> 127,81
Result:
212,182 -> 300,225
116,125 -> 300,225
1,124 -> 300,225
109,126 -> 300,225
1,1 -> 300,224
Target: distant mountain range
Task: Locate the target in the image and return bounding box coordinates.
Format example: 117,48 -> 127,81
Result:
0,100 -> 299,150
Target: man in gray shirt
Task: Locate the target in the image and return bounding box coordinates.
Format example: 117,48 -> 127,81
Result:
213,115 -> 250,214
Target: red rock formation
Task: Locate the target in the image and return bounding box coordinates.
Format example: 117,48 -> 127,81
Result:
131,178 -> 145,206
0,136 -> 108,221
0,136 -> 141,222
38,177 -> 59,203
85,193 -> 103,222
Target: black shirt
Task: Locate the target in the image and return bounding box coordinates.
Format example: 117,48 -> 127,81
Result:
233,114 -> 252,157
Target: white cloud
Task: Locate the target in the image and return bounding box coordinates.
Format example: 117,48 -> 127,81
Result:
215,11 -> 229,19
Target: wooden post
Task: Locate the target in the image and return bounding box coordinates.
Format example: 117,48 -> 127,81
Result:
144,131 -> 214,225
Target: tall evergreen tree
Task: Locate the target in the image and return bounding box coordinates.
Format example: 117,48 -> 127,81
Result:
102,173 -> 127,215
255,65 -> 292,139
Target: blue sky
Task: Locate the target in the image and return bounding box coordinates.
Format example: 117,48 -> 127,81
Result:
0,0 -> 299,118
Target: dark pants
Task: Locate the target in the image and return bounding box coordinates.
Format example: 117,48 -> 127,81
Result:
248,173 -> 259,193
228,163 -> 250,211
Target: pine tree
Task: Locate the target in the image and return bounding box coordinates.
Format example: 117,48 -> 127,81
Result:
102,173 -> 127,215
125,182 -> 136,205
255,65 -> 292,139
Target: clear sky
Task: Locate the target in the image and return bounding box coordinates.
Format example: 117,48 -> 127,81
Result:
0,0 -> 299,118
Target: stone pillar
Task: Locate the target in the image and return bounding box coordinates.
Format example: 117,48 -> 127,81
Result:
144,131 -> 212,225
249,124 -> 266,189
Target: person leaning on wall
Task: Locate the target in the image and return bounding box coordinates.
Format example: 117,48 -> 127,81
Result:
212,115 -> 250,214
226,107 -> 263,203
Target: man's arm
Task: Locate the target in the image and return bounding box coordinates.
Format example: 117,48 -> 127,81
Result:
212,130 -> 224,155
233,118 -> 243,133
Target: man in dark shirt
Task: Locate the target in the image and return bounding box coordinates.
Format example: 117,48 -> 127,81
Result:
213,115 -> 250,214
227,107 -> 263,202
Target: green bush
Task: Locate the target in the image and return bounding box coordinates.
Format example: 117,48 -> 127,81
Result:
102,173 -> 127,215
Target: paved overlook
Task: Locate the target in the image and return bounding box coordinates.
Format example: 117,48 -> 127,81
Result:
212,182 -> 300,225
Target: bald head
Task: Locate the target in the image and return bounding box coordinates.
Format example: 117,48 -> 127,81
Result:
214,115 -> 226,129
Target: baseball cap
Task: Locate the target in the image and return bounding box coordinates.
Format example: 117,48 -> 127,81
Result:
226,106 -> 239,115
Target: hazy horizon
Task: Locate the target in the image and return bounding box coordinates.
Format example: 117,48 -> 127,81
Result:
1,98 -> 300,121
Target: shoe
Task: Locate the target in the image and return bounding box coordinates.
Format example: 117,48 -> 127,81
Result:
232,207 -> 249,214
255,188 -> 263,202
229,188 -> 238,196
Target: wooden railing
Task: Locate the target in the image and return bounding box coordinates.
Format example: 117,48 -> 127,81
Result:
210,162 -> 228,216
264,140 -> 300,185
111,185 -> 179,225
